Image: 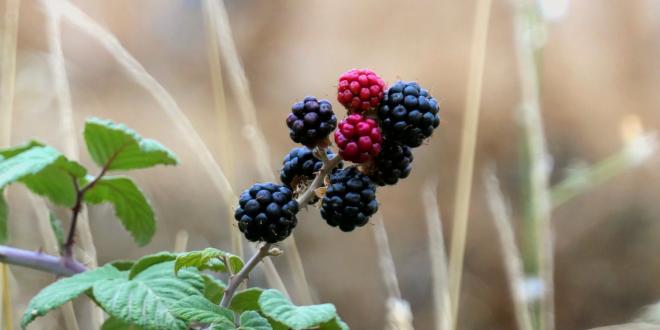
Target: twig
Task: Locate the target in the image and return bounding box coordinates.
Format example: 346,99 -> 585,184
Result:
220,243 -> 273,308
295,149 -> 342,206
422,180 -> 451,330
0,245 -> 86,276
484,167 -> 533,330
174,230 -> 189,253
447,0 -> 492,328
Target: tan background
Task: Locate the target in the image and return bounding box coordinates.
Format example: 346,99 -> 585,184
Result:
3,0 -> 660,329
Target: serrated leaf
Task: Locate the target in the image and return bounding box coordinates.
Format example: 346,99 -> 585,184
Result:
128,252 -> 177,279
84,176 -> 155,246
202,274 -> 227,304
84,117 -> 178,171
319,317 -> 349,330
21,264 -> 123,328
0,146 -> 86,207
170,295 -> 235,327
0,140 -> 44,159
92,261 -> 205,330
258,289 -> 337,330
0,190 -> 7,244
101,316 -> 146,330
48,212 -> 65,249
239,311 -> 272,330
230,288 -> 263,313
175,248 -> 244,275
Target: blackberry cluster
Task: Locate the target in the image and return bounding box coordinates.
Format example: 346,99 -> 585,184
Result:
333,114 -> 382,163
368,141 -> 413,186
286,96 -> 337,148
377,81 -> 440,147
235,68 -> 442,241
337,68 -> 386,114
280,147 -> 342,188
234,183 -> 299,243
320,167 -> 378,232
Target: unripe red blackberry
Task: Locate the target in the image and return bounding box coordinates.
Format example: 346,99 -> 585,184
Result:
337,68 -> 386,114
368,140 -> 414,186
320,167 -> 379,232
234,183 -> 299,243
377,81 -> 440,147
333,114 -> 382,163
280,147 -> 342,189
286,96 -> 337,148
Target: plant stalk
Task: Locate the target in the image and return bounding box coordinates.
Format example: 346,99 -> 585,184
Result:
0,245 -> 86,276
220,243 -> 272,308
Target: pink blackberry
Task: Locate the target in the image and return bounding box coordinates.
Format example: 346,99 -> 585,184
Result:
337,68 -> 386,114
333,114 -> 382,163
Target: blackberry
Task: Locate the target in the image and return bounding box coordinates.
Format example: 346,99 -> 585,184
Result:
234,183 -> 299,243
377,81 -> 440,147
280,147 -> 342,188
368,140 -> 414,186
320,167 -> 379,232
337,68 -> 386,114
286,96 -> 337,148
334,114 -> 382,163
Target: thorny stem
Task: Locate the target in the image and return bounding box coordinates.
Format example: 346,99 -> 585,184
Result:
220,243 -> 273,308
220,146 -> 343,308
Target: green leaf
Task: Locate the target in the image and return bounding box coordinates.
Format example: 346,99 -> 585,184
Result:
175,248 -> 244,275
319,317 -> 349,330
83,117 -> 178,171
230,288 -> 263,313
48,212 -> 65,249
84,176 -> 155,246
0,140 -> 43,159
0,189 -> 7,244
101,317 -> 146,330
110,260 -> 135,271
92,261 -> 204,330
202,274 -> 227,304
0,146 -> 86,207
170,295 -> 235,327
21,265 -> 123,328
128,251 -> 177,279
258,289 -> 337,330
239,311 -> 272,330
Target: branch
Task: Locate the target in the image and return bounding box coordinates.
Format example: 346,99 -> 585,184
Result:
0,245 -> 86,276
220,243 -> 274,307
295,148 -> 342,206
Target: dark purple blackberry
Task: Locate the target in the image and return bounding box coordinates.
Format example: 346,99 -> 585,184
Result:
368,141 -> 413,186
320,167 -> 379,232
286,97 -> 337,148
234,183 -> 299,243
280,147 -> 342,189
377,81 -> 440,147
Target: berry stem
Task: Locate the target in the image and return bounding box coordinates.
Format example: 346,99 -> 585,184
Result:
220,243 -> 273,308
295,147 -> 343,206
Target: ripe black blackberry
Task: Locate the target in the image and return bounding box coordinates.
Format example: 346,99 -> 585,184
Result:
234,183 -> 299,243
377,81 -> 440,147
286,96 -> 337,148
368,140 -> 413,186
320,167 -> 379,232
280,147 -> 342,189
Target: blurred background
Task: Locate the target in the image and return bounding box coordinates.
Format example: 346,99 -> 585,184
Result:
2,0 -> 660,329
